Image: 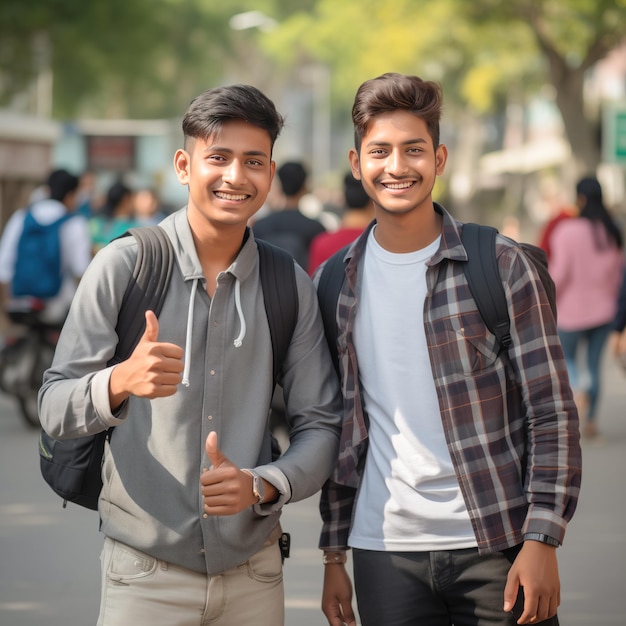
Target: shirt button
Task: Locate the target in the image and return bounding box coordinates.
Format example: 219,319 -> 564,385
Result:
203,513 -> 208,519
210,370 -> 216,376
200,548 -> 205,554
207,415 -> 213,421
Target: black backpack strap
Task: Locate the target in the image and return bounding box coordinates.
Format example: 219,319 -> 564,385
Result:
38,225 -> 175,511
111,226 -> 175,364
316,247 -> 349,377
256,239 -> 299,383
461,223 -> 511,350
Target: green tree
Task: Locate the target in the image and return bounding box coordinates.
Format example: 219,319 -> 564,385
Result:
461,0 -> 626,173
259,0 -> 626,174
0,1 -> 238,119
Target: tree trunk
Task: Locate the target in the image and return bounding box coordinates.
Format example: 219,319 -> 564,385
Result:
549,66 -> 601,176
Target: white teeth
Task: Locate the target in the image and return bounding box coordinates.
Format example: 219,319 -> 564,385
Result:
215,192 -> 248,201
385,182 -> 413,190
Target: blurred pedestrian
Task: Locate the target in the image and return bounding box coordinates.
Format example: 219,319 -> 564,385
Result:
76,170 -> 99,219
549,176 -> 624,440
315,73 -> 581,626
252,160 -> 326,269
608,269 -> 626,370
307,172 -> 374,275
0,168 -> 91,327
134,187 -> 167,225
89,181 -> 139,253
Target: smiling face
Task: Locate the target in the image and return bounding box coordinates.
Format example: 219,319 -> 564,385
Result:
349,109 -> 447,219
174,119 -> 275,234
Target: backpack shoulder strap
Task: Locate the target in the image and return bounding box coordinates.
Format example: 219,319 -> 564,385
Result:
316,247 -> 349,376
460,223 -> 511,350
111,226 -> 175,364
256,238 -> 299,383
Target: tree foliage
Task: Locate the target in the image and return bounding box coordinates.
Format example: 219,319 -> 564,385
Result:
1,0 -> 624,174
0,0 -> 240,118
258,0 -> 626,172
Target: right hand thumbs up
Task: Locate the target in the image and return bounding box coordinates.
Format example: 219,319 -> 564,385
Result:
110,309 -> 184,404
141,310 -> 160,344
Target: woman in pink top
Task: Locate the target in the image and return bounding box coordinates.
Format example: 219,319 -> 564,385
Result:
549,176 -> 624,439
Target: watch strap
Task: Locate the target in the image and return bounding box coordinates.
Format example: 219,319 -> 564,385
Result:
524,532 -> 560,547
241,469 -> 264,504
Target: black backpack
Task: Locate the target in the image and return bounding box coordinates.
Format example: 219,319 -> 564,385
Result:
317,222 -> 557,374
39,227 -> 298,510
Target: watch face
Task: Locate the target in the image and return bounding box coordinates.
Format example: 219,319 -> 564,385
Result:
253,474 -> 264,503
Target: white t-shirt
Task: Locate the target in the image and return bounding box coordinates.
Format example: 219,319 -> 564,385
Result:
0,199 -> 92,323
349,227 -> 476,552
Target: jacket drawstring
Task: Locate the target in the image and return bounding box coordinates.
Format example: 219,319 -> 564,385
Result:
182,275 -> 245,387
181,277 -> 199,387
233,278 -> 246,347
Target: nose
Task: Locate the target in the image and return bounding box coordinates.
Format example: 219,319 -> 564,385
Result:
222,159 -> 247,185
385,150 -> 408,176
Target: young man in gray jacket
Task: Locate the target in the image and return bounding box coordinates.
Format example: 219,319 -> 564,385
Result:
39,84 -> 342,626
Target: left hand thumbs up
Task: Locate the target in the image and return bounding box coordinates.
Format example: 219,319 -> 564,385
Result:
205,430 -> 228,469
200,431 -> 255,515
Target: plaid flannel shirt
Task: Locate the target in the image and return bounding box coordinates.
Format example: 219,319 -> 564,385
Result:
317,204 -> 582,554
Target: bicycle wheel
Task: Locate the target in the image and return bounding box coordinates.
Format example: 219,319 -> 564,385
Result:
16,336 -> 54,429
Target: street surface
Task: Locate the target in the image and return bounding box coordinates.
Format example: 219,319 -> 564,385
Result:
1,353 -> 625,625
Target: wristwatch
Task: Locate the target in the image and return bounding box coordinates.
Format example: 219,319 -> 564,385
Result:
524,533 -> 560,547
242,469 -> 265,504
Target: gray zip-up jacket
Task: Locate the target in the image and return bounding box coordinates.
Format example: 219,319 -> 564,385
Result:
39,208 -> 342,575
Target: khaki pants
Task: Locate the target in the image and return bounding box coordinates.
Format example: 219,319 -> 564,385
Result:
97,536 -> 284,626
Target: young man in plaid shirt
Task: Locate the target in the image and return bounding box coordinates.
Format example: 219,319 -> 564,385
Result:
316,73 -> 582,626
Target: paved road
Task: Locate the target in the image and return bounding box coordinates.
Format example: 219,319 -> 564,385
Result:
1,355 -> 625,625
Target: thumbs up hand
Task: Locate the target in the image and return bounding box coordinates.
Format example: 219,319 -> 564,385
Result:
109,310 -> 184,408
200,431 -> 258,516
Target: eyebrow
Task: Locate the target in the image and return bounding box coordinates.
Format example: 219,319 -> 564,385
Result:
205,146 -> 270,158
365,137 -> 428,149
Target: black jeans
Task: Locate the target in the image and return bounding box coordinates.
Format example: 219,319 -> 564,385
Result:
353,547 -> 559,626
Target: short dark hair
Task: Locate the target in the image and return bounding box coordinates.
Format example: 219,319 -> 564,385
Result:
277,161 -> 307,196
46,169 -> 79,202
182,84 -> 284,153
352,73 -> 443,150
101,181 -> 132,218
343,172 -> 370,210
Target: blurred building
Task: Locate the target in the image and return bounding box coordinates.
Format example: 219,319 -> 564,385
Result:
53,118 -> 186,211
0,112 -> 60,230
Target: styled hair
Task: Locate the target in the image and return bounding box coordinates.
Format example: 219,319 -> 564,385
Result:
343,172 -> 370,210
101,181 -> 132,218
277,161 -> 307,196
577,176 -> 623,249
182,84 -> 284,152
46,169 -> 79,202
352,73 -> 443,150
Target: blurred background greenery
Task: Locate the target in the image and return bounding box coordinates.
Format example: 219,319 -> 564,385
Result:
1,0 -> 625,232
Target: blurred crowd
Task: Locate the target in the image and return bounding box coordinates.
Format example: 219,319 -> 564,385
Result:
1,161 -> 626,446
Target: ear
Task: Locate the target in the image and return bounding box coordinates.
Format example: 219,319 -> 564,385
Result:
435,144 -> 448,176
348,148 -> 361,180
174,149 -> 191,185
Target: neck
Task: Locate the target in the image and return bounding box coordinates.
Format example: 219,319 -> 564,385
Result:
373,205 -> 442,253
342,208 -> 375,229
